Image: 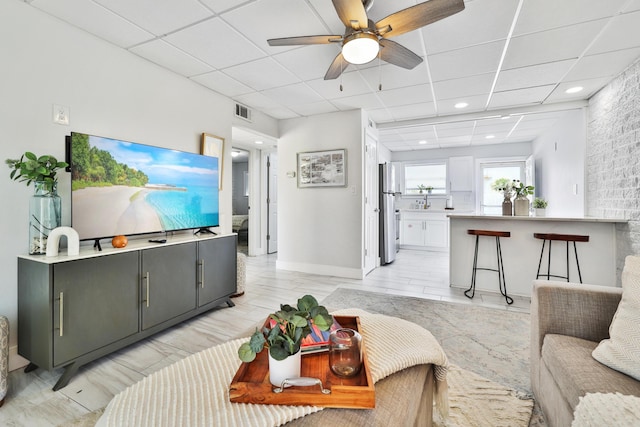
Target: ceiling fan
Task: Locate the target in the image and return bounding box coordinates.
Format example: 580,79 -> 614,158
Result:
267,0 -> 465,80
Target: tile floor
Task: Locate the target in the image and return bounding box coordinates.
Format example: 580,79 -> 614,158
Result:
0,249 -> 530,426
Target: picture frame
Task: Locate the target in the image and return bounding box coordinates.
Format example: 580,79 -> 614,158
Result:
297,149 -> 347,188
200,133 -> 224,190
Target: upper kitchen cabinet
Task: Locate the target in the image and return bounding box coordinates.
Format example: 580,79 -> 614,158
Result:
449,156 -> 474,192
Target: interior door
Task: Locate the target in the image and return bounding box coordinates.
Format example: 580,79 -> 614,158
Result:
364,132 -> 378,274
267,154 -> 278,254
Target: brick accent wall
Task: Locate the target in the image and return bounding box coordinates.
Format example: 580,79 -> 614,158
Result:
587,57 -> 640,278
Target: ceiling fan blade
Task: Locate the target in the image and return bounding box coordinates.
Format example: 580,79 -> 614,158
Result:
324,52 -> 348,80
376,0 -> 465,38
332,0 -> 368,30
379,39 -> 423,69
268,35 -> 342,46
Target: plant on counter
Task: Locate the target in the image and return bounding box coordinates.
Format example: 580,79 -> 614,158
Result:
6,152 -> 68,193
512,180 -> 535,199
533,197 -> 548,209
238,294 -> 333,362
492,177 -> 514,199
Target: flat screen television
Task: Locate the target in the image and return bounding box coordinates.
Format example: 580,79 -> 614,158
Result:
69,132 -> 219,242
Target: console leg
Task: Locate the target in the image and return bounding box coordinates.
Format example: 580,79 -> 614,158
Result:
24,362 -> 38,373
52,362 -> 79,391
226,298 -> 235,308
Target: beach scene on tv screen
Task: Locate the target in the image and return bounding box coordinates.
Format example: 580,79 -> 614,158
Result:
71,133 -> 219,240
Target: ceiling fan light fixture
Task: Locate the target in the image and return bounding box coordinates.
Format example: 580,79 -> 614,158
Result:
342,32 -> 379,65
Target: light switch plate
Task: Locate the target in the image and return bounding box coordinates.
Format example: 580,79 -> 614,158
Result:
53,104 -> 70,125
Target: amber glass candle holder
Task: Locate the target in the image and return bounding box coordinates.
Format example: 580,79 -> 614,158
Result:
329,328 -> 362,377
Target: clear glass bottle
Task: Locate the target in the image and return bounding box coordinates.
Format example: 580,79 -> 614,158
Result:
29,181 -> 61,255
329,328 -> 362,377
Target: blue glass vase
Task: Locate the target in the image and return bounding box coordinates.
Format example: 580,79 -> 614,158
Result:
29,181 -> 61,255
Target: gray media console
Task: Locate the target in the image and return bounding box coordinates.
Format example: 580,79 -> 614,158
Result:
17,234 -> 237,390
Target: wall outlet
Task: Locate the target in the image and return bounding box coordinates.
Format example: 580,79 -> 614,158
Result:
53,104 -> 70,125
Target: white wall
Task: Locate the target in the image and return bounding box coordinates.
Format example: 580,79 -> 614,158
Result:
0,1 -> 277,369
532,109 -> 586,217
276,110 -> 365,279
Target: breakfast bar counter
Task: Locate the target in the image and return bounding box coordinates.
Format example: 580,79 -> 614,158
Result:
448,214 -> 627,298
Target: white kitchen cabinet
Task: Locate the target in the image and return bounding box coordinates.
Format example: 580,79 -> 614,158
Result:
448,156 -> 474,192
400,211 -> 449,250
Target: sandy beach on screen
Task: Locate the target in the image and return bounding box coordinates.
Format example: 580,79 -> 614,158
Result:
72,185 -> 162,237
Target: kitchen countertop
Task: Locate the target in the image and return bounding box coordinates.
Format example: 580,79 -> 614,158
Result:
447,213 -> 627,223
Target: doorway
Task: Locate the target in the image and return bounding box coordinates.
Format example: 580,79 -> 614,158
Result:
231,148 -> 250,254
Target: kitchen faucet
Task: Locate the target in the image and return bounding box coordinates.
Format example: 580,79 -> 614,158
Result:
424,193 -> 431,209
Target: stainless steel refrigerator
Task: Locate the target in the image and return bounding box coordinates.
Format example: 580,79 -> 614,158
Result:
379,163 -> 396,265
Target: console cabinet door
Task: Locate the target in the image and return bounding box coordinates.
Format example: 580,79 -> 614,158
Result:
53,252 -> 139,366
141,243 -> 197,330
198,235 -> 237,307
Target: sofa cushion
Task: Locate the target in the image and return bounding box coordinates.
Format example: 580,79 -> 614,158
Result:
541,334 -> 640,410
592,255 -> 640,381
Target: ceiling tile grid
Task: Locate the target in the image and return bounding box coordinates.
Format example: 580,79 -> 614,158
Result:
26,0 -> 640,151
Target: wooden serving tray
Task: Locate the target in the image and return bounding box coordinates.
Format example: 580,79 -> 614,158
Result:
229,316 -> 375,408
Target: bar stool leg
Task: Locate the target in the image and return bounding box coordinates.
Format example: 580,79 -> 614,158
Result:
464,235 -> 479,300
565,241 -> 570,282
574,241 -> 583,283
496,236 -> 513,305
547,240 -> 552,280
536,239 -> 546,279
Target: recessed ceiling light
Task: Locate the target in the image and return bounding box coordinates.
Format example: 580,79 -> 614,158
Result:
454,102 -> 469,109
255,140 -> 263,145
418,140 -> 427,145
486,135 -> 495,139
231,151 -> 240,157
565,86 -> 583,94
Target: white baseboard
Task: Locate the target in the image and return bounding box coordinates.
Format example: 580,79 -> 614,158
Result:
9,345 -> 29,372
276,260 -> 364,280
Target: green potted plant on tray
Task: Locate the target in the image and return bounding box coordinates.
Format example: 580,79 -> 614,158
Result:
6,152 -> 68,254
238,294 -> 333,386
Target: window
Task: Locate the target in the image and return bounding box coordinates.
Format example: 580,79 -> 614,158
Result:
404,163 -> 447,195
479,161 -> 526,214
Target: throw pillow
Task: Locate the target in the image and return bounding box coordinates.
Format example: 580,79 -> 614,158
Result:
592,255 -> 640,381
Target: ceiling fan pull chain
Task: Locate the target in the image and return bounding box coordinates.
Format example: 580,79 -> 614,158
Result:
378,53 -> 382,91
340,57 -> 344,92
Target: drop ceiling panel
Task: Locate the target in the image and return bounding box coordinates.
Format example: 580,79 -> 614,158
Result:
376,84 -> 433,108
514,0 -> 628,36
31,0 -> 154,48
306,72 -> 372,100
432,73 -> 494,100
223,57 -> 299,91
366,108 -> 395,123
262,83 -> 324,106
437,94 -> 490,115
503,20 -> 608,69
358,64 -> 430,92
368,0 -> 418,22
489,85 -> 556,109
261,107 -> 299,120
429,41 -> 504,82
387,102 -> 437,121
546,77 -> 611,102
586,10 -> 640,55
422,0 -> 518,54
191,71 -> 253,97
165,18 -> 265,69
273,47 -> 342,81
94,0 -> 212,36
434,121 -> 476,137
623,0 -> 640,12
331,93 -> 385,111
222,0 -> 330,53
288,101 -> 339,117
199,0 -> 254,14
567,48 -> 640,81
130,40 -> 213,77
495,59 -> 576,92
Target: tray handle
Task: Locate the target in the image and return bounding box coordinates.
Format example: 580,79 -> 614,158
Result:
273,377 -> 331,394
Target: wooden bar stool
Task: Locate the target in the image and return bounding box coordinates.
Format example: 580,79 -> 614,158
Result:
465,229 -> 513,305
534,233 -> 590,283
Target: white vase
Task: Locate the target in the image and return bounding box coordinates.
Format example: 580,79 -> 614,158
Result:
535,208 -> 546,217
514,197 -> 530,216
268,349 -> 301,387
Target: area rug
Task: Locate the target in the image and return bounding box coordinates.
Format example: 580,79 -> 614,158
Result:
322,288 -> 543,426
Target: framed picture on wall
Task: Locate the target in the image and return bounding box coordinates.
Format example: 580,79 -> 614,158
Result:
297,149 -> 347,188
201,133 -> 224,190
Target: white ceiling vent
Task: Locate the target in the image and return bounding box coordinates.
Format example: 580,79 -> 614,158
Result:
235,103 -> 252,122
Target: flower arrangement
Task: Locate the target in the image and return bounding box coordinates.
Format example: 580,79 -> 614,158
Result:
238,295 -> 333,362
491,178 -> 514,199
512,180 -> 534,198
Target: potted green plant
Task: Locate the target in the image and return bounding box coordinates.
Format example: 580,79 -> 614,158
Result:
417,184 -> 427,194
512,180 -> 534,216
6,152 -> 68,254
238,294 -> 333,386
533,197 -> 548,216
425,186 -> 434,194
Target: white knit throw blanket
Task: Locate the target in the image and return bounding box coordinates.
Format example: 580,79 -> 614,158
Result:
97,308 -> 449,427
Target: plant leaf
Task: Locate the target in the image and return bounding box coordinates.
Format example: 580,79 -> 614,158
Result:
312,313 -> 333,331
25,152 -> 37,161
238,342 -> 256,363
297,295 -> 318,312
249,330 -> 266,353
269,344 -> 289,361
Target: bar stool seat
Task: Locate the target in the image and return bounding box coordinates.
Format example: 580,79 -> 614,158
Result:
465,229 -> 513,305
534,233 -> 590,283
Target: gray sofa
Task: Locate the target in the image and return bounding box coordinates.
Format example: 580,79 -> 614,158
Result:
531,280 -> 640,426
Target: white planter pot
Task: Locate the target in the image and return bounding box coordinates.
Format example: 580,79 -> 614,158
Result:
514,198 -> 530,216
268,349 -> 301,387
535,208 -> 546,217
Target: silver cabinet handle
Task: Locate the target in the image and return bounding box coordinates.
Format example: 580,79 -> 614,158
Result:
200,260 -> 205,288
145,272 -> 150,308
59,292 -> 64,337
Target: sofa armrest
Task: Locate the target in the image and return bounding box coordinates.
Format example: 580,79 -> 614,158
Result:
530,280 -> 622,397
